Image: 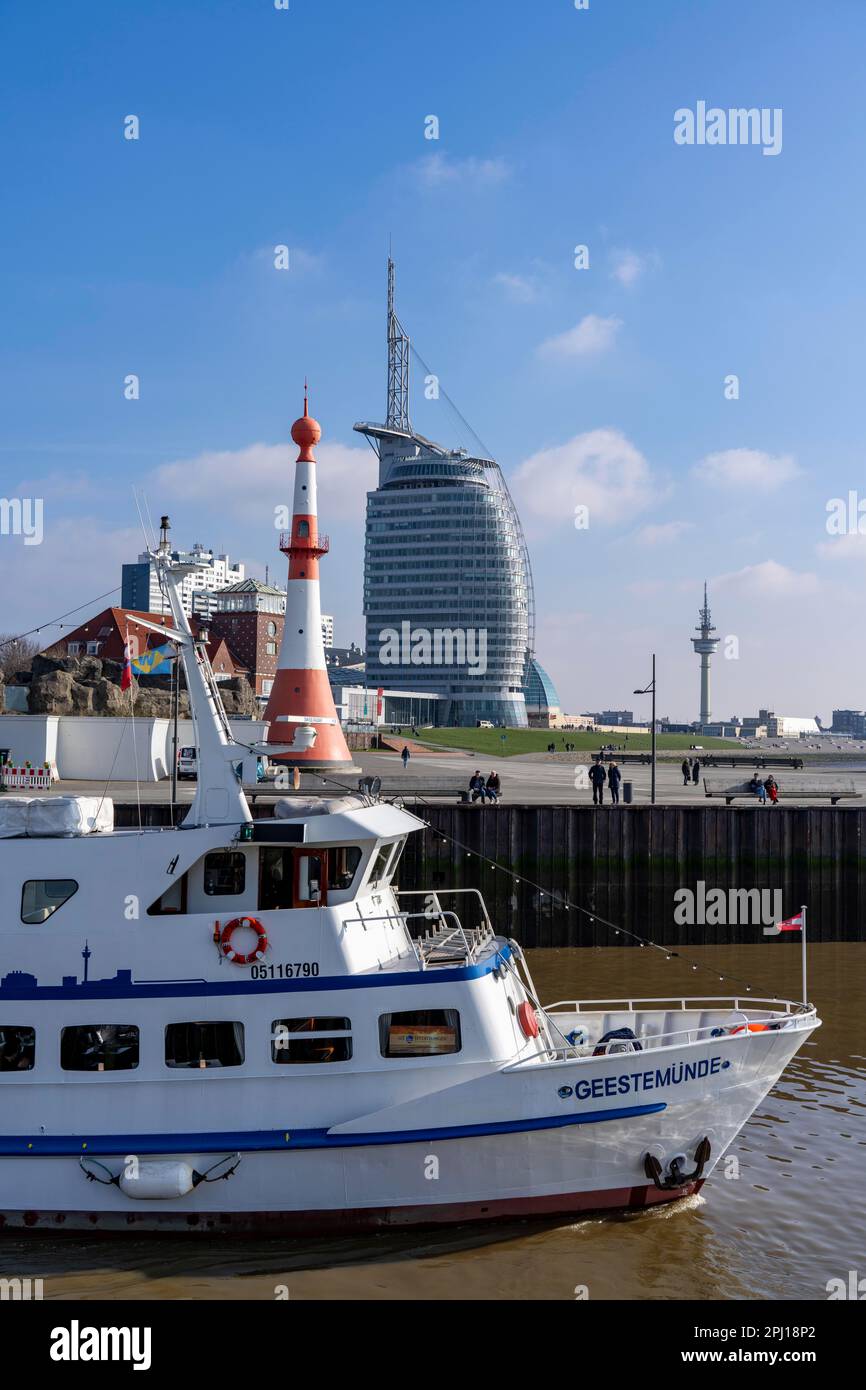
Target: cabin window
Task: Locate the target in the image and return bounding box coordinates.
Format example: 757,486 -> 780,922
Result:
203,851 -> 246,896
0,1026 -> 35,1071
388,837 -> 406,883
147,874 -> 187,916
61,1025 -> 139,1072
368,843 -> 395,888
165,1021 -> 244,1069
379,1009 -> 461,1058
271,1017 -> 352,1064
259,848 -> 294,910
331,846 -> 362,891
21,879 -> 78,924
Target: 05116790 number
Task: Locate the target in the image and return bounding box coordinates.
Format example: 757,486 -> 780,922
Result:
250,962 -> 320,980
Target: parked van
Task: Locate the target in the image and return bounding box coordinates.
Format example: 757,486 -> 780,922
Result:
177,746 -> 197,780
476,720 -> 494,729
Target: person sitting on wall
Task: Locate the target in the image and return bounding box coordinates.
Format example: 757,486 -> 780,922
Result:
764,774 -> 779,804
469,770 -> 487,803
485,770 -> 501,803
749,771 -> 767,803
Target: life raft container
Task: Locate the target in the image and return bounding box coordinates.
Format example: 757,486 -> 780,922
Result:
220,916 -> 268,965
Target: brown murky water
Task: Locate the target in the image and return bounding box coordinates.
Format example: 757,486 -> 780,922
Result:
2,944 -> 863,1301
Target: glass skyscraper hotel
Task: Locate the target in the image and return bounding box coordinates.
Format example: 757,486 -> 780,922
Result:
356,262 -> 536,727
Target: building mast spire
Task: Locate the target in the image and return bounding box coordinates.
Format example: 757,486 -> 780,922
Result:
386,257 -> 411,432
691,580 -> 720,728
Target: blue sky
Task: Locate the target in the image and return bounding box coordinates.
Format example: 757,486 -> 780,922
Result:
2,0 -> 865,720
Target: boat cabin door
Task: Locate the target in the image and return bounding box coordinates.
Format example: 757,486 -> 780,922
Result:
293,849 -> 327,907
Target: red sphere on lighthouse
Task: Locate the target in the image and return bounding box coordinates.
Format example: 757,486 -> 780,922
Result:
263,389 -> 354,770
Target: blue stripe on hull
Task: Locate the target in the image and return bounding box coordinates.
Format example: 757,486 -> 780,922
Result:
0,1102 -> 666,1156
0,946 -> 512,1001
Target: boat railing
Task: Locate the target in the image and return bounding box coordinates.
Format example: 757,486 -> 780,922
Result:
395,888 -> 494,935
341,905 -> 496,970
501,997 -> 818,1068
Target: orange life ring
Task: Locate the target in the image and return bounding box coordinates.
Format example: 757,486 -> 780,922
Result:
731,1022 -> 769,1035
517,1001 -> 540,1038
220,916 -> 268,965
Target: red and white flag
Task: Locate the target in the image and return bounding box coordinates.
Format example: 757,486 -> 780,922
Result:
775,912 -> 803,932
121,629 -> 133,692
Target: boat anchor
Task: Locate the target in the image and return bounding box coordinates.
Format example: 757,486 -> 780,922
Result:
644,1136 -> 711,1191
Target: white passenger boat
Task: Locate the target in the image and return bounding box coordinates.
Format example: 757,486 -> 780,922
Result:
0,552 -> 819,1233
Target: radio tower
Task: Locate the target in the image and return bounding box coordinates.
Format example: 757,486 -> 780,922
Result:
386,257 -> 411,431
691,582 -> 720,727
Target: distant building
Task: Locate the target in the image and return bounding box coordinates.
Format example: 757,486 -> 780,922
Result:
832,709 -> 866,737
321,614 -> 334,648
524,658 -> 561,727
209,579 -> 287,700
122,541 -> 244,619
48,607 -> 244,683
332,685 -> 442,728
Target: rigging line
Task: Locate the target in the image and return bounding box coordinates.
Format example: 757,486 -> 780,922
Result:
0,587 -> 122,648
302,767 -> 781,1002
407,341 -> 494,461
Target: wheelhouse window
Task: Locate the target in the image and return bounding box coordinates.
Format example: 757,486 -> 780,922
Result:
259,847 -> 294,910
271,1017 -> 352,1064
165,1021 -> 244,1069
203,851 -> 245,896
379,1010 -> 461,1058
368,843 -> 395,888
0,1026 -> 34,1071
331,846 -> 362,891
21,879 -> 78,924
61,1025 -> 139,1072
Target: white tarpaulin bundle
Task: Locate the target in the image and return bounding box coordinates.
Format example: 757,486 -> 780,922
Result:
0,796 -> 114,838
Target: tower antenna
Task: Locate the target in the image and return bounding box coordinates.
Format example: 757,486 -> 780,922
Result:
691,580 -> 720,727
387,257 -> 411,431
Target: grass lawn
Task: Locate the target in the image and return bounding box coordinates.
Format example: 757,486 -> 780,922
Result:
387,726 -> 737,758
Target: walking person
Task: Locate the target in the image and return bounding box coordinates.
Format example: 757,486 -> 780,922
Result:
608,761 -> 622,805
681,757 -> 691,786
692,758 -> 701,786
401,745 -> 410,770
588,759 -> 607,806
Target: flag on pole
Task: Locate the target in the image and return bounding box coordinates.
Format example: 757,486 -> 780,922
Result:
121,630 -> 133,692
775,912 -> 804,932
131,642 -> 175,677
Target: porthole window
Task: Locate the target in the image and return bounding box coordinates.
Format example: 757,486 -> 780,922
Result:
61,1025 -> 139,1072
379,1010 -> 461,1058
271,1017 -> 352,1064
165,1021 -> 244,1069
0,1026 -> 35,1071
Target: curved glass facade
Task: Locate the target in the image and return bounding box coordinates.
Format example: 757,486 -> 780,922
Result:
359,429 -> 531,727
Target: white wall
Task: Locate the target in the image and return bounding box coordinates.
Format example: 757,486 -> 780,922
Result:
0,714 -> 59,766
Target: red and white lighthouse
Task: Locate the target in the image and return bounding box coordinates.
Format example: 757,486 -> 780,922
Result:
264,392 -> 354,768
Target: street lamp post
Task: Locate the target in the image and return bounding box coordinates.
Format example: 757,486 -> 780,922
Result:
634,653 -> 657,805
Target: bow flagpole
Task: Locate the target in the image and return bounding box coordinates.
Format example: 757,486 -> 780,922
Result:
769,905 -> 808,1005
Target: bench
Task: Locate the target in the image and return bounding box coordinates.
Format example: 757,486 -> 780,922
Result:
703,776 -> 861,806
701,755 -> 804,769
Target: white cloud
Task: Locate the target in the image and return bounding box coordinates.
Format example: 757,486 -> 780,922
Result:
715,560 -> 818,597
413,153 -> 511,189
0,518 -> 141,638
493,272 -> 539,303
610,249 -> 658,288
537,314 -> 622,361
816,531 -> 866,560
152,441 -> 376,526
693,448 -> 801,492
635,520 -> 694,546
513,428 -> 654,525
